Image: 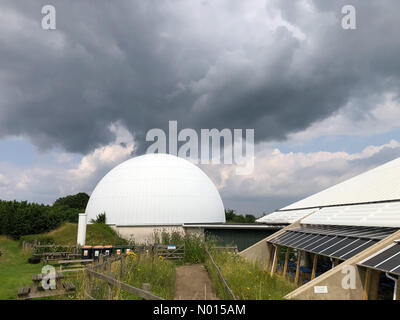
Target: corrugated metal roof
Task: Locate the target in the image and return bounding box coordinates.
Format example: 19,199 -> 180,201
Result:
282,157 -> 400,210
301,202 -> 400,228
256,208 -> 319,224
182,223 -> 284,229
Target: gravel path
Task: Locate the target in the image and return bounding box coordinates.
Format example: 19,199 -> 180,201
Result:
174,264 -> 219,300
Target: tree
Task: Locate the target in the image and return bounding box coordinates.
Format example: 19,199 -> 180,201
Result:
54,192 -> 89,210
225,209 -> 256,224
225,209 -> 236,221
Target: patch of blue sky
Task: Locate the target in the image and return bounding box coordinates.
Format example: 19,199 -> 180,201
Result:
0,136 -> 81,168
274,128 -> 400,154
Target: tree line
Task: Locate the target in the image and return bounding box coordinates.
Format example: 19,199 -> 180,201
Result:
0,193 -> 89,239
225,209 -> 256,223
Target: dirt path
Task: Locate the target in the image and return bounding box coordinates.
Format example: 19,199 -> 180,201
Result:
174,264 -> 219,300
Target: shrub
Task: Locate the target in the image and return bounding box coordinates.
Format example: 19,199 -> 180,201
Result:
91,212 -> 106,224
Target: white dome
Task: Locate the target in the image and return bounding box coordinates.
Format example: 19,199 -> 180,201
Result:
85,153 -> 225,225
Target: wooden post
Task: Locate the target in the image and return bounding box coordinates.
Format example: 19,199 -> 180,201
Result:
396,276 -> 400,300
294,250 -> 303,287
142,283 -> 151,300
369,270 -> 380,300
334,258 -> 339,267
311,254 -> 318,280
271,245 -> 280,276
363,268 -> 372,300
120,256 -> 124,280
86,271 -> 92,300
108,272 -> 114,300
282,248 -> 290,279
142,283 -> 151,292
265,244 -> 273,272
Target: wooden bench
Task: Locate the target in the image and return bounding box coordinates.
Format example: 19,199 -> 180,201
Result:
17,287 -> 30,298
62,281 -> 76,292
58,259 -> 93,271
18,272 -> 72,299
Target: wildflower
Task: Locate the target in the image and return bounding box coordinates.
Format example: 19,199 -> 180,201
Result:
247,287 -> 250,290
248,271 -> 252,275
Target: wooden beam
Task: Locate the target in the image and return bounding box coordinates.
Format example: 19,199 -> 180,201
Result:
334,258 -> 339,267
86,269 -> 164,300
265,244 -> 273,273
282,248 -> 290,279
369,270 -> 380,300
396,276 -> 400,300
271,245 -> 280,276
362,268 -> 372,300
311,254 -> 318,280
294,250 -> 303,287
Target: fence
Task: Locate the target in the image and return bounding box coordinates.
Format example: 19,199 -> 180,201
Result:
84,254 -> 164,300
155,244 -> 185,260
205,247 -> 237,300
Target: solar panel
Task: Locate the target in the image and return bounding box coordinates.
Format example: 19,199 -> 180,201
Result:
302,235 -> 328,250
333,238 -> 367,258
278,232 -> 302,245
267,225 -> 396,261
309,236 -> 339,252
358,242 -> 400,275
340,240 -> 376,260
330,238 -> 363,258
321,238 -> 355,256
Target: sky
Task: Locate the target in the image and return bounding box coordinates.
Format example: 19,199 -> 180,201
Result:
1,0 -> 400,217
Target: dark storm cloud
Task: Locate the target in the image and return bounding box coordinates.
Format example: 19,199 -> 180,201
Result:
1,0 -> 400,154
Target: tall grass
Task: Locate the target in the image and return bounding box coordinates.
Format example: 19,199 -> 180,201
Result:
205,248 -> 295,300
75,252 -> 176,300
153,229 -> 206,264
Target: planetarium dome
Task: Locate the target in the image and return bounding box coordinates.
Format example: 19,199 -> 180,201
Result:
85,153 -> 225,226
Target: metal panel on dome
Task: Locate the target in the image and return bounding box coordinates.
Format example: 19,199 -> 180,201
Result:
85,154 -> 225,226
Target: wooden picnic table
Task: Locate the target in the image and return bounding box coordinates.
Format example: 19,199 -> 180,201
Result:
18,271 -> 76,300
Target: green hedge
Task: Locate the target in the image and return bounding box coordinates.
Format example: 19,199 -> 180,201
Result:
0,200 -> 81,240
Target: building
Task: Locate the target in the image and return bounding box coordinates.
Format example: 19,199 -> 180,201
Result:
242,157 -> 400,300
78,153 -> 225,244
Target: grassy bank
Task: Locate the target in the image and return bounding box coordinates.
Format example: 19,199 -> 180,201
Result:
0,223 -> 128,300
205,248 -> 294,300
20,222 -> 127,245
0,236 -> 43,299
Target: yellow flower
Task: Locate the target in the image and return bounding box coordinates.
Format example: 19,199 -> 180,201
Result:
248,271 -> 252,275
247,287 -> 250,290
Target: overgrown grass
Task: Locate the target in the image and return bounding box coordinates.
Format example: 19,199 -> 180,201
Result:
20,222 -> 127,245
205,248 -> 295,300
75,252 -> 176,300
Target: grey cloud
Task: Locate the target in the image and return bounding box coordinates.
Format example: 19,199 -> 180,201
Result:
0,0 -> 400,154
